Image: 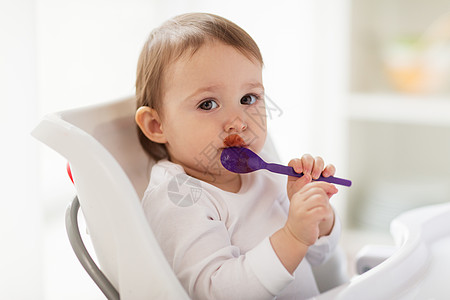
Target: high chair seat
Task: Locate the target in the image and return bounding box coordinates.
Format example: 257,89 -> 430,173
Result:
32,96 -> 349,299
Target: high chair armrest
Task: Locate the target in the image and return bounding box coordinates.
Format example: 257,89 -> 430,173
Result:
65,196 -> 120,300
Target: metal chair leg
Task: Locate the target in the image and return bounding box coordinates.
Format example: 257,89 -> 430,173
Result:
65,196 -> 120,300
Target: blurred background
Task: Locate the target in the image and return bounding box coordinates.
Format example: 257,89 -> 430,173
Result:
1,0 -> 449,299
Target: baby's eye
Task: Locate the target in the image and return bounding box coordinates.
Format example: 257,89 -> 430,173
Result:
240,94 -> 258,105
198,99 -> 218,110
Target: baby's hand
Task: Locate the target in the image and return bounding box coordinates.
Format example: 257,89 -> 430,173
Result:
287,155 -> 336,200
284,182 -> 337,246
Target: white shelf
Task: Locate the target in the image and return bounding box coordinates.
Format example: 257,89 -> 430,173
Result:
348,93 -> 450,126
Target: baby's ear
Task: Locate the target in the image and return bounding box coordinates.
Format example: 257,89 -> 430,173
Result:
135,106 -> 167,144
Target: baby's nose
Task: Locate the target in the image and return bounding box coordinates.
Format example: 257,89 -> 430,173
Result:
225,117 -> 247,133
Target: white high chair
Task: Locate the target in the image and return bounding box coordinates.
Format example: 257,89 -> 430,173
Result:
32,96 -> 350,299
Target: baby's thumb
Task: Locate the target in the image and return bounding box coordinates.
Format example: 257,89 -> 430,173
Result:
288,173 -> 312,199
288,172 -> 311,183
297,173 -> 312,186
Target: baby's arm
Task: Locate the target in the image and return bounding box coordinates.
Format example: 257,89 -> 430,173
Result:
270,181 -> 338,274
270,155 -> 338,274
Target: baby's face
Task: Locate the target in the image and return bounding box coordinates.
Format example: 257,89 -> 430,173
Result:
160,40 -> 267,181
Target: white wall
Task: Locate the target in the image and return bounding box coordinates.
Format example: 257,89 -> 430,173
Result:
35,0 -> 162,212
0,0 -> 42,299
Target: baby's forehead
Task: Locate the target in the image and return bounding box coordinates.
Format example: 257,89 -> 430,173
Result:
170,39 -> 262,68
167,45 -> 262,82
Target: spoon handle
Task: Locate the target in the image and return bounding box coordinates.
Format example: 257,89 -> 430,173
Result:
265,163 -> 352,187
265,163 -> 299,176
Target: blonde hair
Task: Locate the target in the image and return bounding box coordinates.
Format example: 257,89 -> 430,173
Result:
135,12 -> 263,160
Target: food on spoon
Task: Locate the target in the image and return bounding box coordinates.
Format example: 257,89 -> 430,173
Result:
223,134 -> 246,147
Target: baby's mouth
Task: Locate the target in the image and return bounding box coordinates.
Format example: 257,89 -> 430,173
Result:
223,134 -> 247,148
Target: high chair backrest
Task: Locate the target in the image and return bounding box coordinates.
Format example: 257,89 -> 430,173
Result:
32,96 -> 190,299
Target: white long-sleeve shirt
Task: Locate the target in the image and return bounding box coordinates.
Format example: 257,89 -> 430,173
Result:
142,160 -> 341,300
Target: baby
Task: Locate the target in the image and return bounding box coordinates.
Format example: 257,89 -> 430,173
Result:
135,13 -> 340,300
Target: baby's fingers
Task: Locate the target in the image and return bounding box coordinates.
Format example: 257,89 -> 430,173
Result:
301,181 -> 338,198
290,155 -> 325,179
300,154 -> 314,175
312,156 -> 325,179
321,164 -> 336,178
288,158 -> 304,175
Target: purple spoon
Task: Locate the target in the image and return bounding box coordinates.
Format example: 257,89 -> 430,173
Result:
221,147 -> 352,187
